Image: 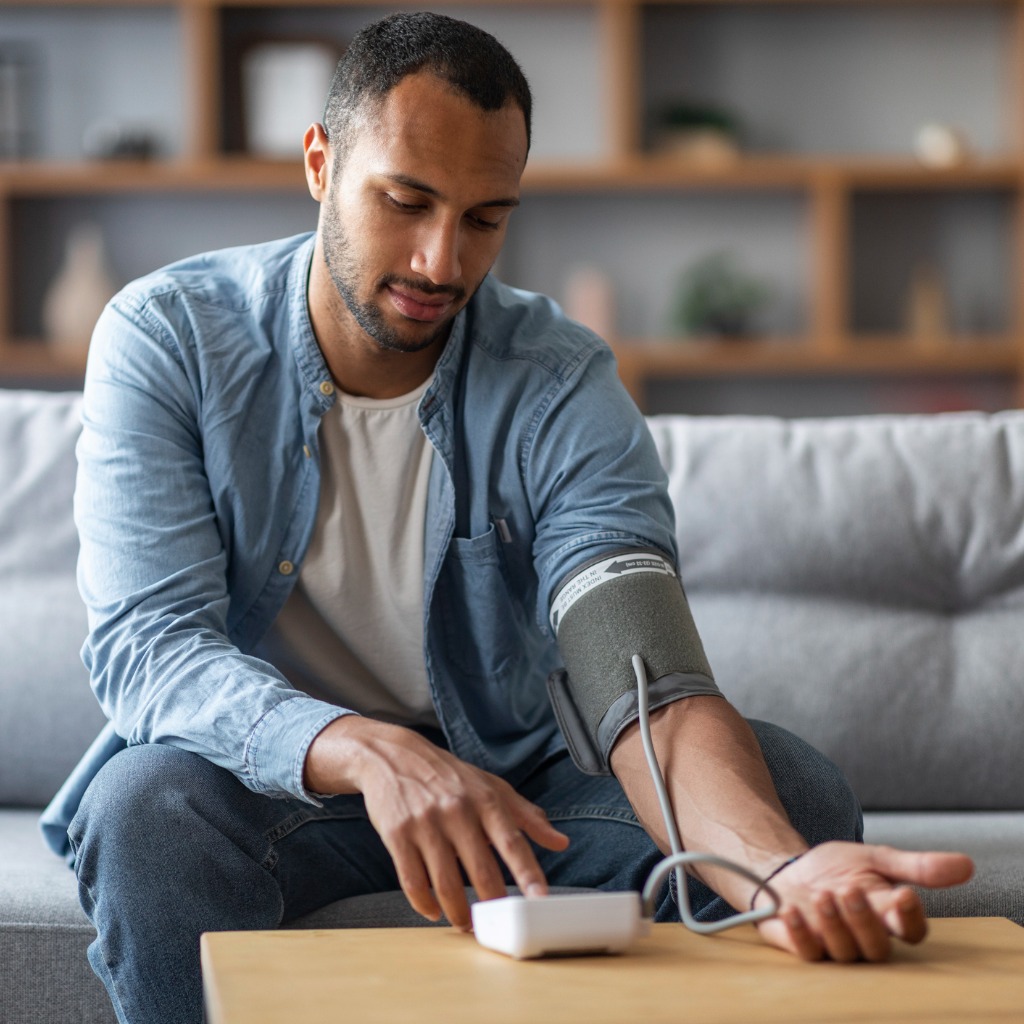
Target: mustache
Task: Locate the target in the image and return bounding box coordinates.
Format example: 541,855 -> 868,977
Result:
381,274 -> 465,302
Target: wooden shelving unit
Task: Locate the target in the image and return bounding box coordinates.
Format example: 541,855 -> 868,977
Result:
3,0 -> 1024,411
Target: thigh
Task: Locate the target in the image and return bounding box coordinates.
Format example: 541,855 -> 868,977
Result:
267,796 -> 401,922
517,751 -> 668,901
70,744 -> 399,926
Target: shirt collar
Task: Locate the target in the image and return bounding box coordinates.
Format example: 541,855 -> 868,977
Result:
288,234 -> 335,413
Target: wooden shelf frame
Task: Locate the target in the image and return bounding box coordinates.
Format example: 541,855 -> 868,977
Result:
3,0 -> 1024,410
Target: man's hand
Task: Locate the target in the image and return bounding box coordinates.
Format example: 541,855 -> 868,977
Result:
754,842 -> 974,962
304,716 -> 569,930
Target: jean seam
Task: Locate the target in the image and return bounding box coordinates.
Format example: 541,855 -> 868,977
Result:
264,807 -> 369,846
546,806 -> 641,826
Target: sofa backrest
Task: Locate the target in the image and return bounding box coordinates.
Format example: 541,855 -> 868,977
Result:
646,412 -> 1024,811
3,390 -> 1022,814
0,390 -> 105,807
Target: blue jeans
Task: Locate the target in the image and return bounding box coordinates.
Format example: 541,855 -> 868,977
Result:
68,719 -> 862,1024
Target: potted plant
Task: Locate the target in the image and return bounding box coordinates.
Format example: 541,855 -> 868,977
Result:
669,251 -> 771,339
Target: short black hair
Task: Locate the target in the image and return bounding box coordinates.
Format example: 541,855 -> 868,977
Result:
323,11 -> 532,155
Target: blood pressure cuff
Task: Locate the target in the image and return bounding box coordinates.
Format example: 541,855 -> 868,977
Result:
546,550 -> 721,775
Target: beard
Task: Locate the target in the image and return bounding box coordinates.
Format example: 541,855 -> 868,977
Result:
320,193 -> 466,355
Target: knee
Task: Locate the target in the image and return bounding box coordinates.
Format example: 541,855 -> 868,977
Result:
69,744 -> 233,870
747,719 -> 863,846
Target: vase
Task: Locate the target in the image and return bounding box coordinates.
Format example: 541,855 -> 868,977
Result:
42,223 -> 118,355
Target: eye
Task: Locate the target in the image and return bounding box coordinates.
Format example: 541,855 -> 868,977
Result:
384,193 -> 425,213
467,211 -> 503,231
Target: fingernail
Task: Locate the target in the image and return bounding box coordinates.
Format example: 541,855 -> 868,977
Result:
526,883 -> 546,899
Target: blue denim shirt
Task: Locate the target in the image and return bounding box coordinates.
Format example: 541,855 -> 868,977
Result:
41,232 -> 677,856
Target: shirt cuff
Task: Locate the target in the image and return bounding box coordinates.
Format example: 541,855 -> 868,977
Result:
244,695 -> 357,804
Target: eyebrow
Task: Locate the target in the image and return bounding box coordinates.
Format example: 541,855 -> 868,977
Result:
385,173 -> 520,209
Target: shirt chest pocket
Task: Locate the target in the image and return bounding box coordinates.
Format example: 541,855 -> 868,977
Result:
436,524 -> 523,682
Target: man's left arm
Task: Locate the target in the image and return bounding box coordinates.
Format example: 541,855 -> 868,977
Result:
610,695 -> 974,962
527,341 -> 972,960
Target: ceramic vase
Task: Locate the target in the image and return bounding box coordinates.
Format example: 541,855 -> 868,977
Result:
42,223 -> 117,354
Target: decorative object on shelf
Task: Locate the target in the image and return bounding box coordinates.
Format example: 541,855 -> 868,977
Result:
653,102 -> 741,165
0,41 -> 39,159
42,223 -> 118,355
563,265 -> 616,339
669,251 -> 771,339
82,120 -> 159,161
242,39 -> 341,158
914,123 -> 970,169
906,263 -> 949,346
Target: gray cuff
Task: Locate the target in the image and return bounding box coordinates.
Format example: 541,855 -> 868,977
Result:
547,668 -> 721,776
596,672 -> 723,765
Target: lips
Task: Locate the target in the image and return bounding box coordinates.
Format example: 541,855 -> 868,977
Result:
386,284 -> 457,323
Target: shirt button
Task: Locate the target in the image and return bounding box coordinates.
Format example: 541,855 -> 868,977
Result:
320,380 -> 335,396
278,560 -> 295,576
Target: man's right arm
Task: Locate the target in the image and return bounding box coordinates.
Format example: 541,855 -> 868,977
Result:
77,293 -> 346,803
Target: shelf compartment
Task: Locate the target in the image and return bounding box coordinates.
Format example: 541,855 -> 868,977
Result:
849,188 -> 1016,338
216,3 -> 607,161
7,191 -> 318,340
3,5 -> 187,162
502,189 -> 811,341
640,1 -> 1014,160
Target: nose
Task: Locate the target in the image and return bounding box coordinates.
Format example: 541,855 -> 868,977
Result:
411,216 -> 462,285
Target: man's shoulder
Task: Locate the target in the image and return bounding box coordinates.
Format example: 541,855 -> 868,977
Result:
115,233 -> 313,320
467,276 -> 608,379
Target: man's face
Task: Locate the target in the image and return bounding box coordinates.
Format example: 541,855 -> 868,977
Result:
317,71 -> 528,355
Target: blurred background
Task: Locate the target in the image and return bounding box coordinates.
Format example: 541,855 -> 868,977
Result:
2,0 -> 1022,416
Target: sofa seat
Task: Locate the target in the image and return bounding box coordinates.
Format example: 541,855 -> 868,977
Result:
1,809 -> 109,1024
862,811 -> 1024,924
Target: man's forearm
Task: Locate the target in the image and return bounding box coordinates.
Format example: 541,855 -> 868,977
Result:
609,695 -> 807,910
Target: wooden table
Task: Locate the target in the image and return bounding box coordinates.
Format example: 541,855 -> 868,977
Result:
201,918 -> 1024,1024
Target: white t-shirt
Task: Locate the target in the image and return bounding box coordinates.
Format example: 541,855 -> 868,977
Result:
268,376 -> 438,728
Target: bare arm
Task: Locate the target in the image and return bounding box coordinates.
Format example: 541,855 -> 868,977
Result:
610,696 -> 973,961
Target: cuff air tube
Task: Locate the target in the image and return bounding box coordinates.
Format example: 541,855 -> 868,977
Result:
546,550 -> 721,775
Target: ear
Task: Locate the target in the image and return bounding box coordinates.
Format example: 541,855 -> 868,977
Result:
303,123 -> 331,202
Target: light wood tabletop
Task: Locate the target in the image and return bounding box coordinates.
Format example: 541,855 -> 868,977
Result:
202,917 -> 1024,1024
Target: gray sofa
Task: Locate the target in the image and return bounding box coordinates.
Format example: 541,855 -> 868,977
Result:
2,388 -> 1022,1024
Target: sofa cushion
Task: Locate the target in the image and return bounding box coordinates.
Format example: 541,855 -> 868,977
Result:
0,390 -> 106,807
647,413 -> 1024,811
0,809 -> 112,1024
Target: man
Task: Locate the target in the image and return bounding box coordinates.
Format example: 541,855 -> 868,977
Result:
43,12 -> 972,1024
